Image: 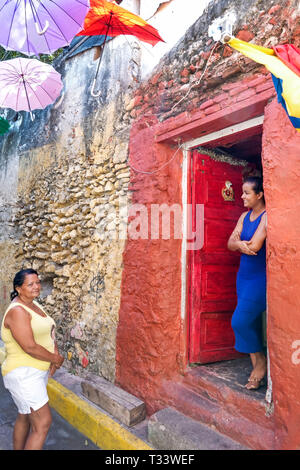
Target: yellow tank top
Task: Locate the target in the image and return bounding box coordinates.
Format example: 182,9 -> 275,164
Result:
1,301 -> 56,376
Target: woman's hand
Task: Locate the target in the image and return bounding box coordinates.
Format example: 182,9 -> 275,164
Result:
50,340 -> 64,375
49,363 -> 57,377
49,354 -> 64,377
53,352 -> 64,369
237,240 -> 257,255
49,351 -> 64,376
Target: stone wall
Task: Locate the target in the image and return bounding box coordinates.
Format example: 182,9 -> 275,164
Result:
16,145 -> 129,381
0,38 -> 140,382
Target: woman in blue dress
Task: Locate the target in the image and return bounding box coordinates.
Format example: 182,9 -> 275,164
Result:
228,176 -> 267,390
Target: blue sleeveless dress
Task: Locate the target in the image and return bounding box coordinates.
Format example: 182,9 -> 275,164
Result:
231,210 -> 266,353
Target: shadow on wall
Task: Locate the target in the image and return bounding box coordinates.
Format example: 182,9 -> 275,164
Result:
40,276 -> 55,299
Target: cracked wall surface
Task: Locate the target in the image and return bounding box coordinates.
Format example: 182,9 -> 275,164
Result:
0,39 -> 140,382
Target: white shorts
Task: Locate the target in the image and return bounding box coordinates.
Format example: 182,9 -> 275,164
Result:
3,366 -> 49,415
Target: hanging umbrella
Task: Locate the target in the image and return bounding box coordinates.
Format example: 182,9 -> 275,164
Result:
76,0 -> 164,96
0,57 -> 63,120
0,116 -> 10,134
0,0 -> 90,56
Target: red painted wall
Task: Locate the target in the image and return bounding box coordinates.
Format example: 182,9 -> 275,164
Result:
116,90 -> 300,449
115,115 -> 184,414
116,75 -> 275,415
262,100 -> 300,450
115,0 -> 300,446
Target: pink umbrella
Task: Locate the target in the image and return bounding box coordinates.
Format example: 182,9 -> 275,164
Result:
0,58 -> 63,120
0,0 -> 90,56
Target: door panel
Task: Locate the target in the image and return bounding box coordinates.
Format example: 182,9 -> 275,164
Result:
201,264 -> 238,302
200,313 -> 236,359
205,219 -> 239,252
189,151 -> 246,363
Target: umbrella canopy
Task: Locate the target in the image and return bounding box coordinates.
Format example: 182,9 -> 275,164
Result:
0,0 -> 90,56
0,116 -> 10,134
77,0 -> 164,96
77,0 -> 164,46
0,57 -> 63,119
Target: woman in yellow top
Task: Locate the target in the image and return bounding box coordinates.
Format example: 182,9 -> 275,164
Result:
1,269 -> 64,450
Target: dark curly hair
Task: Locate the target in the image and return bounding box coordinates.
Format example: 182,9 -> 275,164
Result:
10,269 -> 38,301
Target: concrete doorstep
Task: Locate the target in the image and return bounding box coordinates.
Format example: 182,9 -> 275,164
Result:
148,407 -> 248,450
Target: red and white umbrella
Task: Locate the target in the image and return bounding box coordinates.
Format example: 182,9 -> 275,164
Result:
0,57 -> 63,120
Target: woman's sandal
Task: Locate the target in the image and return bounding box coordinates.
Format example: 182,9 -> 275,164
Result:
245,377 -> 265,390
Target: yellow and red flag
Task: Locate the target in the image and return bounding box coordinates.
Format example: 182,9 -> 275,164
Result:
228,38 -> 300,131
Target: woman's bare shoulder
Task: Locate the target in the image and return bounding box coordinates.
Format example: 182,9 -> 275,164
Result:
4,305 -> 30,328
261,211 -> 267,221
5,305 -> 31,325
238,211 -> 248,222
258,211 -> 267,228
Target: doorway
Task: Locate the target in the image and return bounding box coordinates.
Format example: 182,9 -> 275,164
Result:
188,126 -> 265,365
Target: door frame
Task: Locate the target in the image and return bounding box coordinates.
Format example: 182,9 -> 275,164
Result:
179,115 -> 265,369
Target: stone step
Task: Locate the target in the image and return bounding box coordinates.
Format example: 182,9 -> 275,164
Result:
163,381 -> 274,450
148,407 -> 248,450
182,364 -> 273,428
160,359 -> 275,449
81,375 -> 146,427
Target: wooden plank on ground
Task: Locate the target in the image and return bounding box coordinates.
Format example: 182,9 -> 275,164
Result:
81,376 -> 146,427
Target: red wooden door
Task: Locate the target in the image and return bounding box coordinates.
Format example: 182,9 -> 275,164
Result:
189,151 -> 246,363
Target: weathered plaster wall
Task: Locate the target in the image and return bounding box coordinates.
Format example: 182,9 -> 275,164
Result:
116,116 -> 183,413
139,0 -> 212,78
116,0 -> 300,428
0,38 -> 140,381
0,116 -> 24,317
262,100 -> 300,450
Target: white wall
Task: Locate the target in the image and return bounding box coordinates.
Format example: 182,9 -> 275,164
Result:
107,0 -> 212,79
139,0 -> 212,78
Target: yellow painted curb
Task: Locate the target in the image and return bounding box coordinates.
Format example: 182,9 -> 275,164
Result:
47,378 -> 153,450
